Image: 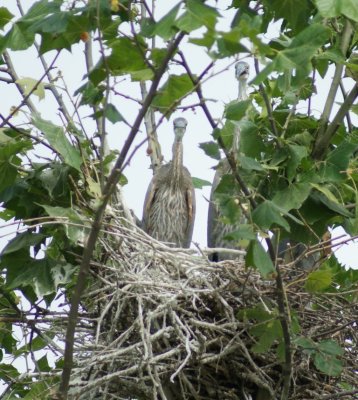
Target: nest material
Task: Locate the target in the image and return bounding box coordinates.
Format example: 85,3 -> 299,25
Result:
66,214 -> 357,400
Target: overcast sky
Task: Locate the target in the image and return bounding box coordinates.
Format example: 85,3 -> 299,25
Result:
1,0 -> 358,269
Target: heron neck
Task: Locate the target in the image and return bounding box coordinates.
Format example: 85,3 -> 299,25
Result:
171,140 -> 183,183
238,80 -> 248,101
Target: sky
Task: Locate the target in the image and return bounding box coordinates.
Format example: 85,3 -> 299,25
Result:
1,0 -> 358,270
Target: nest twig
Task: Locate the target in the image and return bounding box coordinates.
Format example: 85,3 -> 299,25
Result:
47,212 -> 357,400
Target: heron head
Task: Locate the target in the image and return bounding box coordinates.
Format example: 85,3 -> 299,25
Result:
173,117 -> 188,141
235,61 -> 250,82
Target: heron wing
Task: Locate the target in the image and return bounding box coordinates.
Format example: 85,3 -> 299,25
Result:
207,167 -> 222,248
185,185 -> 196,247
142,178 -> 157,231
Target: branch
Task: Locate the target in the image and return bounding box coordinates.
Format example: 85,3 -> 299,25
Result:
138,4 -> 162,173
312,83 -> 358,159
1,50 -> 37,115
180,52 -> 292,398
15,0 -> 73,127
313,19 -> 354,159
254,58 -> 279,138
339,81 -> 353,132
57,31 -> 186,400
0,51 -> 60,128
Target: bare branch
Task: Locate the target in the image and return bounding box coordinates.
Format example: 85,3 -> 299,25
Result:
57,31 -> 186,400
313,19 -> 354,159
254,58 -> 279,139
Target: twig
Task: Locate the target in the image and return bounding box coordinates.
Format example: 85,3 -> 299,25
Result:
339,81 -> 353,132
57,31 -> 186,399
0,51 -> 60,128
312,83 -> 358,159
1,50 -> 37,115
313,19 -> 354,159
254,58 -> 279,138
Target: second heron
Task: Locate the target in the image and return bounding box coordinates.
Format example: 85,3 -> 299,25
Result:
142,117 -> 196,248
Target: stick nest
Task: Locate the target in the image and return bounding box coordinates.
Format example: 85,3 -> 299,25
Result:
66,214 -> 357,400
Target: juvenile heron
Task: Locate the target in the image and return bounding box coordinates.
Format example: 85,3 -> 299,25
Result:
142,117 -> 195,248
207,61 -> 249,261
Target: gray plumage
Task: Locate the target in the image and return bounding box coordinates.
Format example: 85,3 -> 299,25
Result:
277,238 -> 320,271
142,117 -> 195,248
207,61 -> 249,261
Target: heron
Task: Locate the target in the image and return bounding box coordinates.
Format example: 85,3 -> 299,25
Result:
207,61 -> 250,261
142,117 -> 195,248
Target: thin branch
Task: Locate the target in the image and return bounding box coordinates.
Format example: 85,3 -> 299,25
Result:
339,81 -> 353,132
312,83 -> 358,159
138,3 -> 162,173
0,51 -> 61,128
313,19 -> 354,158
1,50 -> 37,115
0,113 -> 57,153
180,51 -> 292,399
254,58 -> 279,138
57,31 -> 186,400
15,0 -> 73,127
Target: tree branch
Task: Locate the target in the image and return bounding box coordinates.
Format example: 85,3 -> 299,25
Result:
180,53 -> 292,399
313,19 -> 354,159
57,31 -> 186,400
312,83 -> 358,159
254,58 -> 279,139
0,51 -> 60,128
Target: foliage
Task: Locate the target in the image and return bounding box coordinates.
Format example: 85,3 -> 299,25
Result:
0,0 -> 357,399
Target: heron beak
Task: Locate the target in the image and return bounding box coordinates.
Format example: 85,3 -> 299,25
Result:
174,127 -> 186,141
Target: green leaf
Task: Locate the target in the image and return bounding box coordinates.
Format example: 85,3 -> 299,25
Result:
32,116 -> 82,171
176,0 -> 220,32
287,144 -> 308,181
1,232 -> 46,256
238,155 -> 264,171
3,22 -> 35,50
252,319 -> 282,353
14,334 -> 52,356
272,183 -> 311,212
16,77 -> 45,100
100,104 -> 125,124
311,184 -> 352,217
41,205 -> 89,244
252,24 -> 330,84
20,0 -> 62,22
218,120 -> 236,150
224,224 -> 256,241
246,240 -> 275,277
199,141 -> 221,160
0,7 -> 14,29
37,354 -> 51,372
305,269 -> 332,292
252,200 -> 290,231
225,99 -> 251,121
314,0 -> 341,17
0,160 -> 17,192
295,336 -> 316,353
152,74 -> 194,116
318,340 -> 344,356
314,351 -> 343,376
262,0 -> 313,30
315,0 -> 358,21
214,29 -> 250,58
192,177 -> 211,189
239,121 -> 265,158
107,37 -> 152,80
28,11 -> 69,34
6,257 -> 76,297
0,364 -> 19,382
141,4 -> 180,40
